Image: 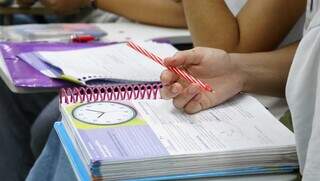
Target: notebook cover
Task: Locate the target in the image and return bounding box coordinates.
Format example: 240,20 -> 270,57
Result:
0,42 -> 108,88
54,122 -> 298,181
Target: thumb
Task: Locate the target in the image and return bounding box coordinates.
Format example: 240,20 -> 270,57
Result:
164,48 -> 203,68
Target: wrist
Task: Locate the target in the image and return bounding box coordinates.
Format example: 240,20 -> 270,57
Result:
229,53 -> 250,93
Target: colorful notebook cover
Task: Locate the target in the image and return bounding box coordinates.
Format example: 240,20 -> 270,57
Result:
0,42 -> 107,88
54,122 -> 298,181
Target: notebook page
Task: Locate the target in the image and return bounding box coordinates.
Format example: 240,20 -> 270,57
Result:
36,42 -> 176,83
132,94 -> 295,155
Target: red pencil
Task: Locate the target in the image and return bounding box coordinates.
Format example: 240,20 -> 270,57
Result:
127,41 -> 213,92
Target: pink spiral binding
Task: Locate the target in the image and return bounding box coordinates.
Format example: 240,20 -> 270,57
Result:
59,83 -> 162,104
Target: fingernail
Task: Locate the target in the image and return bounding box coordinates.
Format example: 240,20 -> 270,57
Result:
162,75 -> 168,85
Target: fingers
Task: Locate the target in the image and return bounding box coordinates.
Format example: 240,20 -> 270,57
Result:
164,48 -> 203,67
160,70 -> 179,86
202,75 -> 243,107
183,93 -> 203,114
160,82 -> 183,100
160,69 -> 183,99
171,84 -> 201,109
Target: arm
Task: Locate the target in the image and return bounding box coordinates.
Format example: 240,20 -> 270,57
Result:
232,42 -> 298,96
96,0 -> 186,28
39,0 -> 186,28
160,43 -> 298,113
182,0 -> 305,52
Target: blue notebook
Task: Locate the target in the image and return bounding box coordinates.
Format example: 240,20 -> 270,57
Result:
55,122 -> 298,181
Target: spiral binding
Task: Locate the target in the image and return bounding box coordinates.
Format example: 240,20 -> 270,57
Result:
59,83 -> 162,104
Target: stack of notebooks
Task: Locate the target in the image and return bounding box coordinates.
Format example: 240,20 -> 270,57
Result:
56,83 -> 298,181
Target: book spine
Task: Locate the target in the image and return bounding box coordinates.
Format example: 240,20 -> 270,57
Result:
59,83 -> 162,104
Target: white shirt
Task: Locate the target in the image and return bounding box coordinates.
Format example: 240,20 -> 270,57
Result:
286,0 -> 320,180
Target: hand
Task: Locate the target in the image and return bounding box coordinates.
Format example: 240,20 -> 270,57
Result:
160,47 -> 246,113
40,0 -> 89,15
17,0 -> 36,7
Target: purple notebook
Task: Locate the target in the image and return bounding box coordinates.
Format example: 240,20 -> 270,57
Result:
0,42 -> 108,88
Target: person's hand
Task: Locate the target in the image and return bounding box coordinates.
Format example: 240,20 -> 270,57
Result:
39,0 -> 89,15
17,0 -> 36,8
160,47 -> 246,113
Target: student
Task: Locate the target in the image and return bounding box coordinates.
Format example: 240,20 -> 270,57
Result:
17,0 -> 186,27
160,0 -> 320,179
26,1 -> 310,181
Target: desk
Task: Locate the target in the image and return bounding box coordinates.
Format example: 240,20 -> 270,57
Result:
0,3 -> 54,25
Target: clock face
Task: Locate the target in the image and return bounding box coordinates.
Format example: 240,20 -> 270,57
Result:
72,102 -> 137,125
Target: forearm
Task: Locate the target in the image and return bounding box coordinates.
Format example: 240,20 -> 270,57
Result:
96,0 -> 186,28
230,42 -> 298,97
182,0 -> 305,52
183,0 -> 238,50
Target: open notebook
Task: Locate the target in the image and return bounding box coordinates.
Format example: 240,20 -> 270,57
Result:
57,84 -> 298,181
18,42 -> 176,85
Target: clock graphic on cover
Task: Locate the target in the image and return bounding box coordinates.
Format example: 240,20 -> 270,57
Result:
72,102 -> 137,125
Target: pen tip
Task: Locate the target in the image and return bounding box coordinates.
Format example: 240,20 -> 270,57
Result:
204,84 -> 213,92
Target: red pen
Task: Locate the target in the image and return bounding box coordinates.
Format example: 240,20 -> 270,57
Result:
70,34 -> 96,43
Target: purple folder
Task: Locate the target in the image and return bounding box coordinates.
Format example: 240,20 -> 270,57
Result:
0,42 -> 108,88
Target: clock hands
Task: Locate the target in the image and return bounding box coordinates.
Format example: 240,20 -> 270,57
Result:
85,109 -> 105,114
85,109 -> 131,119
85,109 -> 105,118
86,109 -> 129,114
97,113 -> 105,118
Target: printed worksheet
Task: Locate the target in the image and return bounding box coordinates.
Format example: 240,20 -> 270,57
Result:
133,95 -> 295,155
61,94 -> 295,161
